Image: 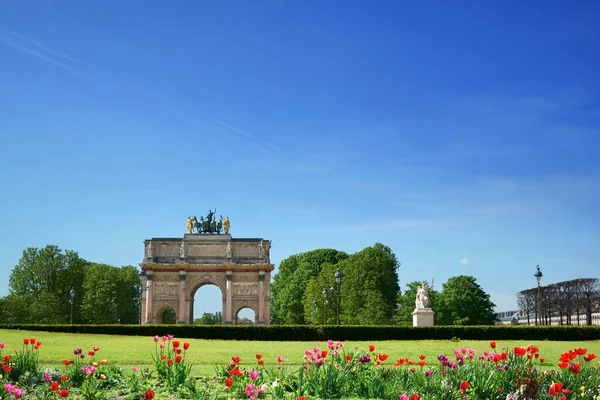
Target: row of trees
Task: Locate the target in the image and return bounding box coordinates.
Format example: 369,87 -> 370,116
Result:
0,245 -> 141,324
2,243 -> 499,326
517,278 -> 600,325
270,244 -> 497,325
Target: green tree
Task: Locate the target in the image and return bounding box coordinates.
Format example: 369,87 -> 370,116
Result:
161,308 -> 177,324
302,243 -> 400,325
81,263 -> 119,324
394,281 -> 439,325
194,311 -> 222,325
115,265 -> 142,324
337,243 -> 400,325
304,262 -> 340,324
80,263 -> 141,324
5,245 -> 87,323
271,249 -> 348,324
436,275 -> 496,325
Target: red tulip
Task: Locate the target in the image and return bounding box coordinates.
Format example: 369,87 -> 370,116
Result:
232,356 -> 241,363
490,341 -> 496,349
225,377 -> 233,387
145,389 -> 154,400
172,340 -> 180,348
460,380 -> 469,391
175,355 -> 182,363
51,382 -> 59,392
256,354 -> 262,360
59,389 -> 69,398
369,344 -> 375,352
183,342 -> 190,350
23,338 -> 30,345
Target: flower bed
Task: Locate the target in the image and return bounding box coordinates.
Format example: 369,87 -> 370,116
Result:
0,336 -> 598,399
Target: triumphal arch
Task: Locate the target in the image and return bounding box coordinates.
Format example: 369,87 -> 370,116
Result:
139,210 -> 273,324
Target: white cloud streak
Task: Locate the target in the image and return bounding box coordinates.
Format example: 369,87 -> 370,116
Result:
174,110 -> 302,159
1,27 -> 97,75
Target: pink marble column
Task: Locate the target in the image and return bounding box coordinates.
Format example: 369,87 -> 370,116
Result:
145,274 -> 153,323
178,271 -> 186,324
258,271 -> 265,324
225,271 -> 233,324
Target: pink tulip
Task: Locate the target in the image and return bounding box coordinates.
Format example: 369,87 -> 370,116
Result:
249,369 -> 259,380
153,335 -> 159,342
4,384 -> 15,393
14,388 -> 24,399
277,355 -> 284,363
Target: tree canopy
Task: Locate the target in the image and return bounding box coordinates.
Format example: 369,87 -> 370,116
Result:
435,275 -> 496,325
194,311 -> 222,325
335,243 -> 400,325
1,245 -> 140,324
280,243 -> 401,325
270,248 -> 349,324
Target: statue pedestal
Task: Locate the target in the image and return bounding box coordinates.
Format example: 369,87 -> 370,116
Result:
412,308 -> 434,327
184,233 -> 232,241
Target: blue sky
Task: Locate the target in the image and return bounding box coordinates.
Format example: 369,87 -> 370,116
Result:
1,1 -> 599,319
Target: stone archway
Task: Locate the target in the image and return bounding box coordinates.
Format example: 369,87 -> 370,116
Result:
190,283 -> 224,324
139,232 -> 273,325
235,306 -> 258,325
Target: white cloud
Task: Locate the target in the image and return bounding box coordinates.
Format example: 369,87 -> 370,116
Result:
459,257 -> 472,266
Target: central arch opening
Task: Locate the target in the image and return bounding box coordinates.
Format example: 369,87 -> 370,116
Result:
192,283 -> 223,324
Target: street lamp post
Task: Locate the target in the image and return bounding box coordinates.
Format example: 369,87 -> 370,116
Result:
534,265 -> 543,326
138,270 -> 147,324
334,269 -> 343,325
69,288 -> 75,324
322,289 -> 328,325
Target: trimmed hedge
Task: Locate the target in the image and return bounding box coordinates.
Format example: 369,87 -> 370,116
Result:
0,324 -> 599,341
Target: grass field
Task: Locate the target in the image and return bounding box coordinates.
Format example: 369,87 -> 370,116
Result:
1,328 -> 599,376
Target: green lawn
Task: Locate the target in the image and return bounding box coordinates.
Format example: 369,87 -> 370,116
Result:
1,328 -> 599,376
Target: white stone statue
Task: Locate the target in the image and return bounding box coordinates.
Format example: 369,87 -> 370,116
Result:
146,242 -> 152,258
415,283 -> 430,309
258,240 -> 264,259
179,241 -> 187,258
226,241 -> 232,259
